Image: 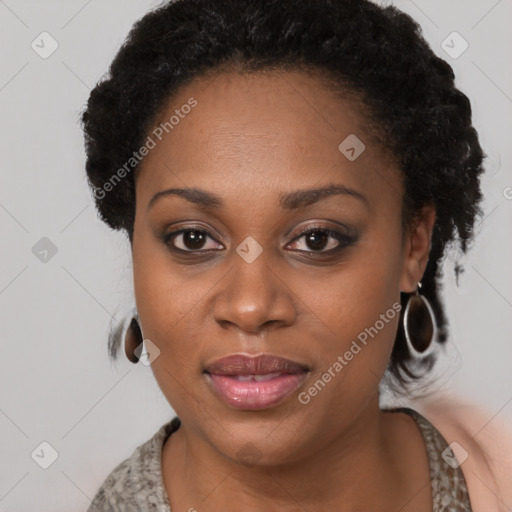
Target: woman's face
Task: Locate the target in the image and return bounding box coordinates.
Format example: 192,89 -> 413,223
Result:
132,69 -> 433,465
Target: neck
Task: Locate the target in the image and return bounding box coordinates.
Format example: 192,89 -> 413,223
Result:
162,397 -> 430,511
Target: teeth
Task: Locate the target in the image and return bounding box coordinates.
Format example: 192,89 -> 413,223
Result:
233,372 -> 282,382
254,372 -> 281,381
234,375 -> 253,382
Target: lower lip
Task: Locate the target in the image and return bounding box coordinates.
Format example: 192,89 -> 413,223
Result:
206,372 -> 308,410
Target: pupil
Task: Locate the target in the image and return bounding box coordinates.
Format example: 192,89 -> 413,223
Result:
180,230 -> 330,251
184,230 -> 205,250
307,231 -> 327,251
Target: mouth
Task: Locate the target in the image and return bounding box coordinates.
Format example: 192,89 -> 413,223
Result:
203,353 -> 310,410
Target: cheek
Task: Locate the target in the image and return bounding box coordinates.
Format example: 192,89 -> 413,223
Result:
132,227 -> 203,375
132,243 -> 206,414
316,229 -> 402,332
133,214 -> 196,327
299,228 -> 403,387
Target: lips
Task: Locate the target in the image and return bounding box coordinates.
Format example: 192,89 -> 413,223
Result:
204,353 -> 309,376
204,353 -> 309,410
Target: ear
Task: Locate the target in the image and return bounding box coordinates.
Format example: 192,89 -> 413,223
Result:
399,203 -> 436,293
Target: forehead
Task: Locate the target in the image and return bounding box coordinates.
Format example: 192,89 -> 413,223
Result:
135,69 -> 401,210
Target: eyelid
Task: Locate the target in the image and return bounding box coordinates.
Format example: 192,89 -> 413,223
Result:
162,221 -> 356,254
289,222 -> 353,240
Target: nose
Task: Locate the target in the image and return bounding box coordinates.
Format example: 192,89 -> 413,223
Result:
212,249 -> 296,335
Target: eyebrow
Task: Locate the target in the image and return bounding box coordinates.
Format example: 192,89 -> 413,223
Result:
147,183 -> 369,211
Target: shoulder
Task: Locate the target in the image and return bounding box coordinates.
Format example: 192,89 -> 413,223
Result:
88,456 -> 135,511
87,419 -> 178,512
414,396 -> 512,512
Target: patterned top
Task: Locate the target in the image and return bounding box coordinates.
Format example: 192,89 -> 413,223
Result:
87,407 -> 472,511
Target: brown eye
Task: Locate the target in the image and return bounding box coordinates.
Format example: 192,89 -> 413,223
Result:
162,224 -> 356,257
163,229 -> 222,252
287,227 -> 355,253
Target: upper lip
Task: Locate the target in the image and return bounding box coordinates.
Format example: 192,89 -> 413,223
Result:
204,353 -> 309,376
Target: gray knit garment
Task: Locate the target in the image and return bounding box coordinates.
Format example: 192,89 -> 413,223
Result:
87,407 -> 472,511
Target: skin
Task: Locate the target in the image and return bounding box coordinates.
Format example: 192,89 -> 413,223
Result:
131,69 -> 437,511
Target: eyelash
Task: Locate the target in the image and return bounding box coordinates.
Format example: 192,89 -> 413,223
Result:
162,224 -> 356,256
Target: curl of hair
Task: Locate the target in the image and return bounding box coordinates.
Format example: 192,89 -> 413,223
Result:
81,0 -> 486,392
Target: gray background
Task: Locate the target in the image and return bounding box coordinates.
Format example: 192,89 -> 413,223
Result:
0,0 -> 511,510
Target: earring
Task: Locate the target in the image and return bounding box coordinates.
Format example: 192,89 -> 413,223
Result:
124,313 -> 143,364
403,282 -> 437,358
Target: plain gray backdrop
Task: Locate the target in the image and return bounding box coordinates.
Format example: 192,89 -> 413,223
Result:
0,0 -> 511,510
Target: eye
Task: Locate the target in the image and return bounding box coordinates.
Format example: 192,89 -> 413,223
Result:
286,226 -> 355,253
163,228 -> 222,253
162,224 -> 356,255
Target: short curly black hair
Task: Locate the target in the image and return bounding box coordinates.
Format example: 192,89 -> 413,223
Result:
81,0 -> 486,391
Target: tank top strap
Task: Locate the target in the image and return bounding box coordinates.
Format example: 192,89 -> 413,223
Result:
383,406 -> 473,511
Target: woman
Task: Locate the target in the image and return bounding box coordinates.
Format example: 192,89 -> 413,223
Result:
81,0 -> 509,510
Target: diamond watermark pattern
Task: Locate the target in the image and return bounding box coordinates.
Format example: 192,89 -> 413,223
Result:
135,338 -> 161,366
338,134 -> 366,161
441,31 -> 468,59
236,236 -> 263,263
31,32 -> 59,59
441,441 -> 469,469
32,237 -> 58,263
236,442 -> 263,466
31,441 -> 59,469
